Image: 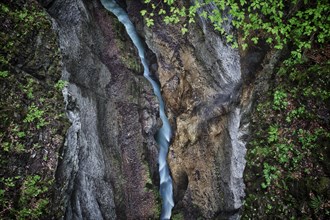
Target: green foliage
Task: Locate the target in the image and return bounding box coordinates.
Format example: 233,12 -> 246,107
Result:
310,195 -> 324,213
0,70 -> 9,78
261,162 -> 278,189
244,59 -> 330,218
0,1 -> 68,219
145,17 -> 154,27
172,212 -> 184,220
22,78 -> 36,99
55,80 -> 68,91
267,125 -> 278,143
141,0 -> 329,62
0,1 -> 50,65
19,175 -> 48,203
0,175 -> 51,219
286,106 -> 306,123
272,90 -> 288,110
0,71 -> 64,218
24,104 -> 47,129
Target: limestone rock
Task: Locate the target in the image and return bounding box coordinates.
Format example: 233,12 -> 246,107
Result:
46,0 -> 161,219
124,2 -> 255,218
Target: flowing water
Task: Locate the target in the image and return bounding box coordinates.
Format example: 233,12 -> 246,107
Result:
100,0 -> 174,219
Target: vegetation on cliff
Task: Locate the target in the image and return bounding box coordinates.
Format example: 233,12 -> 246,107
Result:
243,45 -> 330,219
140,0 -> 330,218
141,0 -> 329,62
0,0 -> 328,219
0,0 -> 68,219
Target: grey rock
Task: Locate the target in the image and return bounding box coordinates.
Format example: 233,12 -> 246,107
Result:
46,0 -> 162,219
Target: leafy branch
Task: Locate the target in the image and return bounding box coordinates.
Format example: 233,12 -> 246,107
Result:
141,0 -> 330,63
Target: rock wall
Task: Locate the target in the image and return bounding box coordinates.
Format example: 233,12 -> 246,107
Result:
5,0 -> 317,219
125,1 -> 264,218
41,0 -> 269,219
42,0 -> 162,219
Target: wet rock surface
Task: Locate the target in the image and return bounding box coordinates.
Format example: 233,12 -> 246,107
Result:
124,1 -> 261,218
45,0 -> 162,219
42,0 -> 269,219
5,0 -> 324,219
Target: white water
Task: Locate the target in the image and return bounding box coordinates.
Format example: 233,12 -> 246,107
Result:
100,0 -> 174,219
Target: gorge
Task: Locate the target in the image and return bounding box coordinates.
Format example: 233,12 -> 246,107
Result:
100,0 -> 174,218
47,0 -> 250,218
1,0 -> 329,219
1,0 -> 262,219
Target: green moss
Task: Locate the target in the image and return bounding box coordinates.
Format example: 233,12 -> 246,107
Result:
172,212 -> 184,220
115,37 -> 143,73
142,161 -> 163,219
110,15 -> 143,73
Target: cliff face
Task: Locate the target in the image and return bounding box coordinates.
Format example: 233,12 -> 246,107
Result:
143,21 -> 246,220
44,0 -> 162,219
1,0 -> 270,219
45,0 -> 263,218
125,1 -> 261,219
124,1 -> 280,219
3,1 -> 328,219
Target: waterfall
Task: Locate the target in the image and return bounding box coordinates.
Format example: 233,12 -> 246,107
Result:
100,0 -> 174,219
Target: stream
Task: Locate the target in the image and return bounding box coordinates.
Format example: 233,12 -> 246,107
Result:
100,0 -> 174,219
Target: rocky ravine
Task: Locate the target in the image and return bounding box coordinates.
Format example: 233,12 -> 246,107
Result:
126,1 -> 270,219
40,0 -> 271,219
140,19 -> 247,219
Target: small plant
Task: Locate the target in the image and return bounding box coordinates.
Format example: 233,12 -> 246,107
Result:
261,163 -> 278,189
0,70 -> 9,78
310,195 -> 324,213
54,80 -> 68,91
275,143 -> 291,164
267,125 -> 278,143
23,104 -> 46,129
23,78 -> 36,99
298,129 -> 318,150
1,142 -> 10,152
1,177 -> 17,188
286,106 -> 305,122
273,90 -> 288,110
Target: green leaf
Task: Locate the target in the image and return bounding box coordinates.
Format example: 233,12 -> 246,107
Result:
165,0 -> 175,5
140,10 -> 147,16
0,70 -> 9,78
158,9 -> 166,15
146,18 -> 154,27
274,44 -> 283,50
266,38 -> 273,44
251,37 -> 259,44
226,34 -> 234,43
181,27 -> 188,35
